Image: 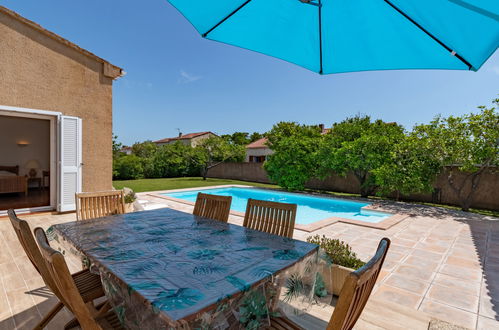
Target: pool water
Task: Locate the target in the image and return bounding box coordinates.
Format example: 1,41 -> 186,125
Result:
164,187 -> 391,224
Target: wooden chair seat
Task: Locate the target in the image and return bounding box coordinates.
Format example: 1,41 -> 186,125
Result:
268,316 -> 302,330
7,209 -> 106,330
72,269 -> 105,302
35,227 -> 124,329
65,310 -> 125,330
40,269 -> 105,330
268,238 -> 391,330
97,310 -> 125,330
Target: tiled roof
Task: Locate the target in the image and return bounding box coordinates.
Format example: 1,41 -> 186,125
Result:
154,132 -> 215,144
246,138 -> 269,149
0,6 -> 123,78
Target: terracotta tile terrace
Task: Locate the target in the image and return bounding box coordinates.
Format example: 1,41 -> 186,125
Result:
1,189 -> 498,329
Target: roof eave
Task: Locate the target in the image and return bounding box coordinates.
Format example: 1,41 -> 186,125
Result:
0,5 -> 124,79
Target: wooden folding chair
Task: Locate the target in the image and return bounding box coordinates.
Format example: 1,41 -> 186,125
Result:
193,192 -> 232,222
7,209 -> 106,330
243,199 -> 297,238
34,227 -> 124,330
76,190 -> 125,221
268,238 -> 391,330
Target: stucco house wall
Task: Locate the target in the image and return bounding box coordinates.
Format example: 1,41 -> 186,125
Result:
244,137 -> 274,162
190,133 -> 216,147
245,147 -> 274,162
0,6 -> 122,192
155,132 -> 217,148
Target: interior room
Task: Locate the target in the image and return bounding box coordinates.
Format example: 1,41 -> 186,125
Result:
0,114 -> 51,210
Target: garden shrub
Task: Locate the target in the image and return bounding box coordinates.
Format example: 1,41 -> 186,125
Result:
113,155 -> 144,180
307,235 -> 365,269
264,122 -> 322,190
147,143 -> 198,178
123,187 -> 137,203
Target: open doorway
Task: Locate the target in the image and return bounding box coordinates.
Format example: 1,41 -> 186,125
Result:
0,105 -> 82,215
0,114 -> 52,211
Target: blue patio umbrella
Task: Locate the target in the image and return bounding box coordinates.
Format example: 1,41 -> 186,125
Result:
167,0 -> 499,74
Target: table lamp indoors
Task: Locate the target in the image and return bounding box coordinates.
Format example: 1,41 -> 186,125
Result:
25,159 -> 41,178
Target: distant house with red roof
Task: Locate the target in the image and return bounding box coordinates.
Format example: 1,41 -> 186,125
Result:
154,132 -> 217,147
245,124 -> 330,163
120,146 -> 133,155
245,138 -> 273,163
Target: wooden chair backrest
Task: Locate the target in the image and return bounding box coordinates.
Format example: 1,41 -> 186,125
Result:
8,210 -> 77,313
34,227 -> 102,330
7,209 -> 66,302
7,209 -> 42,273
193,193 -> 232,222
243,199 -> 297,238
76,190 -> 125,221
328,238 -> 391,330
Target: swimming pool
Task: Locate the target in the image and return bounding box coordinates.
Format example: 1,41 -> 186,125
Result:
163,187 -> 391,224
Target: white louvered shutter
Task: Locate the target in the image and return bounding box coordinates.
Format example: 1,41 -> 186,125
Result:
58,116 -> 82,212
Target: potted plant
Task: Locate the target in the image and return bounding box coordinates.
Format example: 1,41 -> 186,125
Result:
123,187 -> 137,213
307,235 -> 365,296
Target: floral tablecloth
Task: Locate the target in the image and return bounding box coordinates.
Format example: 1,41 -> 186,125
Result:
50,208 -> 319,329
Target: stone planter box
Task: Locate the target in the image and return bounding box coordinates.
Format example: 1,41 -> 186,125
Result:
124,203 -> 134,213
321,264 -> 354,296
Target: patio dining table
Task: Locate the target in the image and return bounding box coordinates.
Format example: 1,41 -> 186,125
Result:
49,208 -> 319,329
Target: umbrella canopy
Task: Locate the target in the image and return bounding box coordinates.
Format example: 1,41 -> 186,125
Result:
167,0 -> 499,74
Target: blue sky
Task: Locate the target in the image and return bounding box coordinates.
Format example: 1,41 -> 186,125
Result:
4,0 -> 498,146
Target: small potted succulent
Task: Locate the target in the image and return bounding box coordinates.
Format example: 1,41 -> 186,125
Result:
307,235 -> 365,296
123,187 -> 137,213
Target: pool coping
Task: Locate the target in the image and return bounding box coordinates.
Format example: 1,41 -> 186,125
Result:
149,185 -> 410,231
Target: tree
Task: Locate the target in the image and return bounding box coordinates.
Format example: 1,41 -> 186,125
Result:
221,132 -> 265,145
112,134 -> 123,159
194,136 -> 245,180
228,132 -> 251,145
411,100 -> 499,211
249,132 -> 264,143
112,134 -> 126,178
131,140 -> 158,158
147,142 -> 202,178
372,133 -> 441,199
264,122 -> 322,190
318,116 -> 405,197
113,155 -> 144,180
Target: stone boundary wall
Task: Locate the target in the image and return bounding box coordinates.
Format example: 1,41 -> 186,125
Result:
206,163 -> 498,210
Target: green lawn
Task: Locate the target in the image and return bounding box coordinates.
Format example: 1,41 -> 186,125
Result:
113,177 -> 278,193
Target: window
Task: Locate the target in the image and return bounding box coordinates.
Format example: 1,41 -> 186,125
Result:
249,155 -> 266,163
